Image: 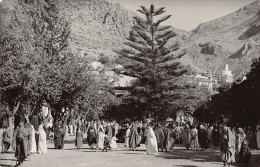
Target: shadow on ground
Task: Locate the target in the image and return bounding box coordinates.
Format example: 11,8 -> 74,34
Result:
0,164 -> 14,167
157,149 -> 221,162
157,149 -> 248,167
174,165 -> 199,167
0,158 -> 17,162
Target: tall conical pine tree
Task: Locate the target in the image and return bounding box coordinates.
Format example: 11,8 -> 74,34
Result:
116,4 -> 186,120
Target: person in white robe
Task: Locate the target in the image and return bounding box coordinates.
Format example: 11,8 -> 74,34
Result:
96,125 -> 105,151
124,124 -> 130,148
146,124 -> 158,155
30,125 -> 37,154
64,124 -> 69,139
110,135 -> 117,151
38,125 -> 47,154
69,124 -> 73,135
0,127 -> 3,153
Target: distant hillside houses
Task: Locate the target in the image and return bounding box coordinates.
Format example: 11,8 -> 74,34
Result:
90,62 -> 237,95
180,64 -> 236,95
90,61 -> 135,88
181,73 -> 218,93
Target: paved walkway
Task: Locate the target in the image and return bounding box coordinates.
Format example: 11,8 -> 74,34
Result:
0,134 -> 259,167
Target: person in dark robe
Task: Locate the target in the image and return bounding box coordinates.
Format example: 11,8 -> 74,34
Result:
129,122 -> 141,151
106,124 -> 113,140
239,139 -> 251,164
165,124 -> 176,152
12,126 -> 19,152
54,126 -> 64,149
161,125 -> 168,152
154,123 -> 165,152
87,125 -> 97,149
212,125 -> 220,149
246,126 -> 256,149
182,124 -> 191,150
35,126 -> 39,152
60,121 -> 66,149
198,124 -> 209,150
75,127 -> 83,149
15,122 -> 29,166
141,123 -> 147,144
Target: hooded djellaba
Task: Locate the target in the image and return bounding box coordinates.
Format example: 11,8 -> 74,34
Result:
154,123 -> 165,152
87,125 -> 97,149
238,139 -> 251,164
220,126 -> 236,167
54,122 -> 65,149
15,122 -> 29,166
129,122 -> 141,151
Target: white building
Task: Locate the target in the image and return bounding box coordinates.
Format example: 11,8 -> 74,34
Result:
182,73 -> 215,92
221,64 -> 233,85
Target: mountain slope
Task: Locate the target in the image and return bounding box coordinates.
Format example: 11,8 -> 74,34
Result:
1,0 -> 259,82
182,1 -> 260,80
59,0 -> 134,58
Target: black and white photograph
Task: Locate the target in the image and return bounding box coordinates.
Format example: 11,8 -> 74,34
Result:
0,0 -> 260,166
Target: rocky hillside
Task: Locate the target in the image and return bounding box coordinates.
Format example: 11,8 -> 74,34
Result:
0,0 -> 134,59
59,0 -> 188,60
1,0 -> 259,82
59,0 -> 135,59
181,0 -> 260,80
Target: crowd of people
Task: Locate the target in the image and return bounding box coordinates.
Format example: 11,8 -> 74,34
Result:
1,118 -> 260,167
68,119 -> 260,167
0,121 -> 47,166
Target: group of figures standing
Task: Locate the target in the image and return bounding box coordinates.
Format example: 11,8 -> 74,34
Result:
171,123 -> 260,167
122,121 -> 260,167
1,118 -> 260,167
0,121 -> 47,166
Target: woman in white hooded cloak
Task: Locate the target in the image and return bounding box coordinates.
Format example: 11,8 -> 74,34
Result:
38,125 -> 47,154
30,125 -> 37,154
146,124 -> 158,155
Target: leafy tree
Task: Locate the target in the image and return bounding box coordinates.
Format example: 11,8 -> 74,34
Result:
116,4 -> 186,121
194,57 -> 260,126
0,0 -> 111,123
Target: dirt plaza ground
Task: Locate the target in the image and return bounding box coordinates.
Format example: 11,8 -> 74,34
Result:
0,134 -> 259,167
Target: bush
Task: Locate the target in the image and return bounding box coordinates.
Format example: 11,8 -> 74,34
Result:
99,55 -> 110,65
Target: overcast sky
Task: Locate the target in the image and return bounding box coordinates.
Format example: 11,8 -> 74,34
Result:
106,0 -> 255,31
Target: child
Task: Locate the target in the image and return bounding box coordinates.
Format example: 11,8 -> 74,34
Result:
49,131 -> 54,143
103,135 -> 111,152
110,133 -> 117,151
75,127 -> 83,149
239,139 -> 251,164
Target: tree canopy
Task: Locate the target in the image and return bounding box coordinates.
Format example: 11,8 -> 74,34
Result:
194,57 -> 260,126
0,0 -> 115,122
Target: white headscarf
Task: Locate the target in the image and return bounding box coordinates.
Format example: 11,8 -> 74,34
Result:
149,126 -> 156,139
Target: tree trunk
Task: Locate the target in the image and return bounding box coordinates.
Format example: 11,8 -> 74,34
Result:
8,116 -> 14,132
25,115 -> 30,124
8,116 -> 14,151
